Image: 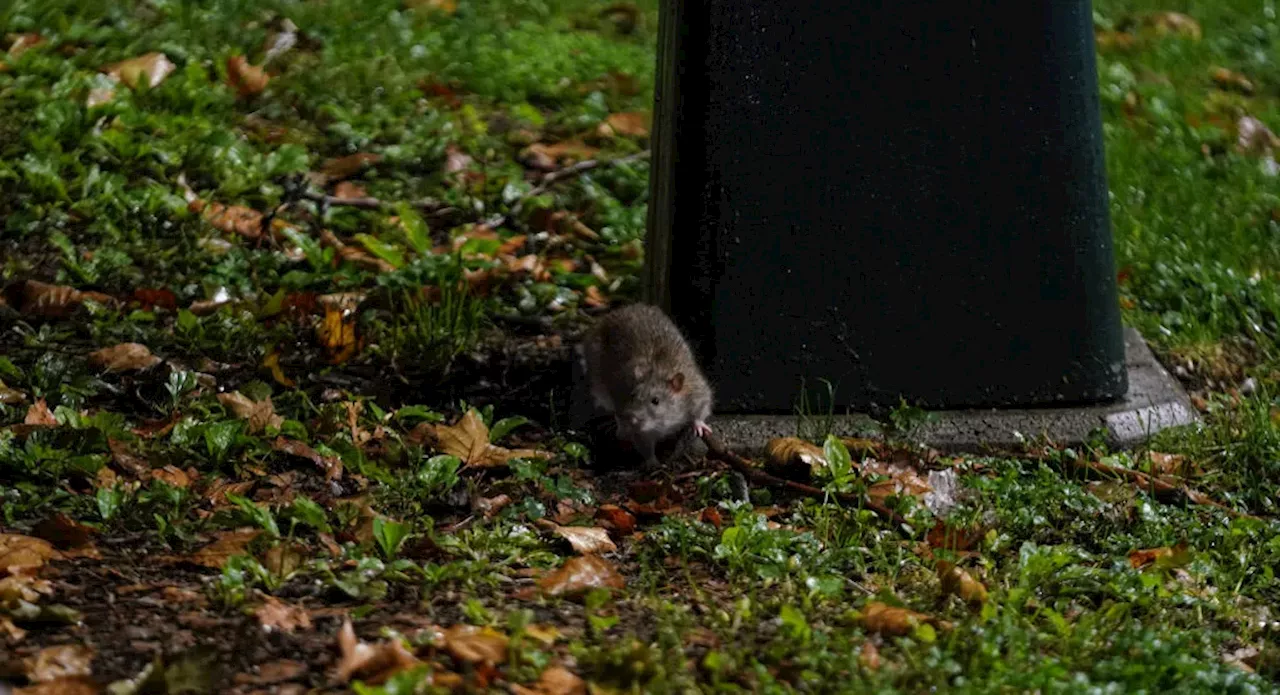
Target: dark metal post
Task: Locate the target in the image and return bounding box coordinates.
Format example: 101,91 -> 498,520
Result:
646,0 -> 1127,412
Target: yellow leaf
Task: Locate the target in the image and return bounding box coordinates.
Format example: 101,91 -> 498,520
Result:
102,52 -> 175,89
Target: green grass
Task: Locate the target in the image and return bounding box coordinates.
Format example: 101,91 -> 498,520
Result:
2,0 -> 1280,692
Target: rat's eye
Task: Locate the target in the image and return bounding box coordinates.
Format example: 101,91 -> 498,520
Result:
650,397 -> 660,406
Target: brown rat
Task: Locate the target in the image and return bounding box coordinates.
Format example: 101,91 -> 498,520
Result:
580,303 -> 714,465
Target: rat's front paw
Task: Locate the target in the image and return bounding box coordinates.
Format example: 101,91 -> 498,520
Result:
693,420 -> 712,438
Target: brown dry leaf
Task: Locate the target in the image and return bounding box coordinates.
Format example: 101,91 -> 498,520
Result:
0,534 -> 60,576
332,180 -> 368,200
429,409 -> 552,469
537,555 -> 625,598
765,437 -> 826,478
32,514 -> 96,551
316,304 -> 361,364
1211,67 -> 1254,94
14,676 -> 101,694
106,437 -> 149,478
1094,30 -> 1137,51
925,521 -> 985,552
539,522 -> 617,555
522,140 -> 599,171
598,112 -> 650,138
937,561 -> 988,607
255,596 -> 313,634
2,616 -> 27,643
20,280 -> 115,317
272,437 -> 343,480
24,399 -> 57,427
583,285 -> 609,309
1128,542 -> 1193,570
408,0 -> 458,14
334,619 -> 421,684
320,153 -> 382,181
443,144 -> 474,174
858,640 -> 881,672
263,541 -> 307,577
861,602 -> 949,637
88,343 -> 162,372
190,199 -> 266,240
218,391 -> 285,433
226,55 -> 270,97
187,529 -> 260,569
263,348 -> 296,388
443,624 -> 509,665
1144,12 -> 1202,40
512,666 -> 587,695
594,505 -> 636,535
103,52 -> 175,89
475,494 -> 513,518
0,381 -> 27,405
149,465 -> 193,489
7,33 -> 45,58
24,644 -> 94,682
0,573 -> 54,605
236,658 -> 308,686
1147,451 -> 1196,478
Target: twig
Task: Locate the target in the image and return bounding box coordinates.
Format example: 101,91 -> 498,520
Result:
700,433 -> 914,532
1060,454 -> 1258,519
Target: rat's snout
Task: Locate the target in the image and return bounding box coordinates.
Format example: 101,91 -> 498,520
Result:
616,413 -> 641,436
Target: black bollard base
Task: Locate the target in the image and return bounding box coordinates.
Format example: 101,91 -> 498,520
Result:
684,329 -> 1197,454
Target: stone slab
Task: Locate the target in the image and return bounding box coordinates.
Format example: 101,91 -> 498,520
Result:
709,328 -> 1199,454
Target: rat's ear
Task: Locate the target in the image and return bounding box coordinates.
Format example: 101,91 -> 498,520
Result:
668,372 -> 685,392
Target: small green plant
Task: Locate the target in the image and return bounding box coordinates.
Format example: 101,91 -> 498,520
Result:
795,377 -> 838,442
226,493 -> 280,537
375,284 -> 487,374
373,517 -> 412,560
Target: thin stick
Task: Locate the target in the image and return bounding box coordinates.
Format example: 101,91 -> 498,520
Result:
700,433 -> 913,531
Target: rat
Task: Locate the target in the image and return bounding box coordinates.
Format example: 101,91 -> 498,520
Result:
580,303 -> 714,466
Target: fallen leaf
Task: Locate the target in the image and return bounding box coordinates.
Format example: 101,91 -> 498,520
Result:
19,280 -> 115,317
594,505 -> 636,535
860,602 -> 949,637
263,541 -> 307,577
24,644 -> 94,682
190,199 -> 267,240
522,140 -> 599,171
7,33 -> 45,58
186,529 -> 261,569
1,616 -> 27,643
858,640 -> 881,672
331,180 -> 368,200
1128,542 -> 1193,570
132,288 -> 178,311
537,555 -> 625,598
1211,67 -> 1254,94
512,666 -> 587,695
218,391 -> 284,433
317,304 -> 361,364
255,596 -> 312,633
1144,12 -> 1202,40
226,55 -> 269,97
583,285 -> 608,309
443,624 -> 509,665
408,0 -> 458,14
0,535 -> 60,577
427,409 -> 551,469
1147,451 -> 1196,478
263,348 -> 296,388
236,658 -> 308,686
14,676 -> 101,694
475,494 -> 513,518
937,561 -> 988,607
598,112 -> 650,138
320,153 -> 382,181
0,381 -> 26,405
443,144 -> 474,174
925,521 -> 985,552
24,399 -> 57,427
88,343 -> 162,372
32,514 -> 96,551
538,522 -> 617,555
334,619 -> 420,684
1094,30 -> 1137,51
765,437 -> 827,478
700,507 -> 724,529
272,437 -> 343,480
102,52 -> 175,89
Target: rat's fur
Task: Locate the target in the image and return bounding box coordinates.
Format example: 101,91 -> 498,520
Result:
580,303 -> 714,465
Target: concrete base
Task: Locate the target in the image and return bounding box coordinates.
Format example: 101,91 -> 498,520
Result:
710,328 -> 1199,454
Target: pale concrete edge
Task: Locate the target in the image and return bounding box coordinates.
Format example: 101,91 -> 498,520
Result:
710,328 -> 1200,455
